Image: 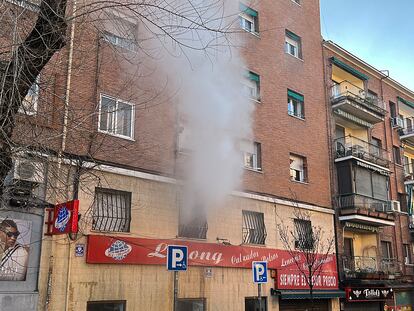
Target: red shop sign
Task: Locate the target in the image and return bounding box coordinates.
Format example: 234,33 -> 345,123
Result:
45,200 -> 79,235
86,235 -> 339,290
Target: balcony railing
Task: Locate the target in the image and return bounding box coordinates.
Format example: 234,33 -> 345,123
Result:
342,255 -> 401,277
331,81 -> 386,113
337,194 -> 391,213
399,122 -> 414,136
335,135 -> 390,167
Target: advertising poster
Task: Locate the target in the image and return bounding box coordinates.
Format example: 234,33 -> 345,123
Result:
0,218 -> 32,281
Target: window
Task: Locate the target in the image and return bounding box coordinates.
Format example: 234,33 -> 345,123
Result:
294,219 -> 314,250
178,209 -> 208,239
290,154 -> 307,182
177,299 -> 205,311
389,101 -> 397,118
355,167 -> 388,201
241,140 -> 262,171
243,71 -> 260,101
239,4 -> 259,34
103,31 -> 137,52
245,297 -> 267,311
381,241 -> 393,259
87,301 -> 126,311
404,244 -> 411,264
99,94 -> 134,139
366,90 -> 378,103
371,137 -> 382,157
393,146 -> 402,165
292,0 -> 300,4
287,89 -> 304,119
20,76 -> 40,115
242,210 -> 267,244
285,30 -> 302,59
92,188 -> 131,232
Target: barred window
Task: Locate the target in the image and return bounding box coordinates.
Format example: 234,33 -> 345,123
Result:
242,211 -> 266,244
294,219 -> 314,250
92,188 -> 131,232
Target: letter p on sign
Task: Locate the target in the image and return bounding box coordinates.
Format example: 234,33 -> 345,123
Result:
252,261 -> 268,283
167,245 -> 188,271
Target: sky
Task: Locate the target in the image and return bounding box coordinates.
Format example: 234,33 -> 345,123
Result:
320,0 -> 414,91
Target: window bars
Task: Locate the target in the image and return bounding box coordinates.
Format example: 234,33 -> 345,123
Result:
242,211 -> 267,244
294,219 -> 314,250
92,188 -> 131,232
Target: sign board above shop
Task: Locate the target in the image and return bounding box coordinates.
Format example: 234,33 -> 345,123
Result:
86,235 -> 339,291
346,287 -> 394,302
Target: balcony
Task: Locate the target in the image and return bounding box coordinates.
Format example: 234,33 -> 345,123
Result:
342,255 -> 401,280
398,123 -> 414,144
331,81 -> 386,125
335,135 -> 390,169
337,194 -> 395,226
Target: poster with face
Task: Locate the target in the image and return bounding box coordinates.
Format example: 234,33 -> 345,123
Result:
0,218 -> 32,281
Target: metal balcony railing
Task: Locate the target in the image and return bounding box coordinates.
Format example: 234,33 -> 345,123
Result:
399,121 -> 414,136
337,194 -> 391,213
335,135 -> 390,167
331,81 -> 386,114
342,256 -> 401,276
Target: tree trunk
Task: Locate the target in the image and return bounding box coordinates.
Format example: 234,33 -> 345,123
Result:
0,0 -> 68,198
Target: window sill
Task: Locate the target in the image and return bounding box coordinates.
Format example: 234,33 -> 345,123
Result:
244,167 -> 263,174
249,97 -> 261,104
285,52 -> 304,62
242,242 -> 267,247
176,236 -> 207,242
98,129 -> 135,142
290,0 -> 301,6
290,179 -> 309,185
395,163 -> 403,168
288,113 -> 305,121
242,29 -> 260,38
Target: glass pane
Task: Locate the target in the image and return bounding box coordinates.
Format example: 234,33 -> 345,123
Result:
116,102 -> 132,137
355,167 -> 372,197
100,96 -> 116,132
372,173 -> 387,200
87,302 -> 125,311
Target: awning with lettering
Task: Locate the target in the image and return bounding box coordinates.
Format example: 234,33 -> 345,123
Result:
272,289 -> 346,299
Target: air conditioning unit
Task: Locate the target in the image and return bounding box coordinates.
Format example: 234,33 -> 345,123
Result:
387,200 -> 401,213
391,117 -> 404,129
11,158 -> 45,184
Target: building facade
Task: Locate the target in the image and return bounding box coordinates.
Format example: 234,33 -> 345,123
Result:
323,41 -> 414,311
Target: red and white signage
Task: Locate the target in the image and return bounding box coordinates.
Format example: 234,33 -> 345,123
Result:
45,200 -> 79,235
86,235 -> 338,290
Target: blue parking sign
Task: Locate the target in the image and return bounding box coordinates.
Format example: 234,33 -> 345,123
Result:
167,245 -> 188,271
252,261 -> 268,283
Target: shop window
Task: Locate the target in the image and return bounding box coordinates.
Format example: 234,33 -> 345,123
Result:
99,94 -> 134,139
294,219 -> 314,250
245,297 -> 267,311
290,153 -> 307,182
242,210 -> 267,245
92,188 -> 131,232
239,4 -> 259,34
287,89 -> 304,119
87,301 -> 126,311
243,71 -> 261,101
177,298 -> 205,311
285,30 -> 302,59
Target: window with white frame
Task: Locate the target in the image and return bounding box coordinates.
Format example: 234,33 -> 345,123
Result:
242,210 -> 267,244
285,30 -> 302,59
92,188 -> 131,232
20,76 -> 40,115
103,31 -> 137,52
290,153 -> 307,182
404,244 -> 411,264
99,94 -> 134,139
243,71 -> 260,101
287,89 -> 304,119
241,140 -> 262,171
239,4 -> 259,34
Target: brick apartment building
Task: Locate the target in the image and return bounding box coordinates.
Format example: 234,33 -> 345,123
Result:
0,1 -> 413,311
323,41 -> 414,310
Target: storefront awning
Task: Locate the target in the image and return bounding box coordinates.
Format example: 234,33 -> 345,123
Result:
275,290 -> 346,299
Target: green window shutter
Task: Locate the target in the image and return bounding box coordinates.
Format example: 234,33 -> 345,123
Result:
288,89 -> 304,102
240,3 -> 258,17
286,30 -> 300,41
247,71 -> 260,82
330,57 -> 369,81
397,96 -> 414,109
